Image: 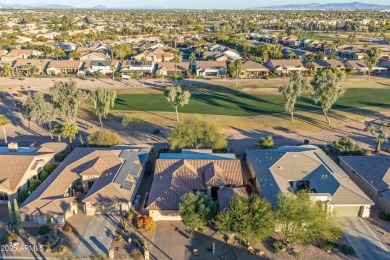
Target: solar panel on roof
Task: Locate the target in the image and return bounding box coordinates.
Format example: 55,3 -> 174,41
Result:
122,180 -> 133,190
129,164 -> 141,176
119,150 -> 131,159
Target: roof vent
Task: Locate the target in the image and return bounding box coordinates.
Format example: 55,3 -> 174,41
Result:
8,142 -> 18,152
278,166 -> 282,169
160,176 -> 163,180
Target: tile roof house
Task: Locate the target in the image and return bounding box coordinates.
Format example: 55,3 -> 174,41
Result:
340,156 -> 390,213
146,150 -> 243,221
344,60 -> 387,74
157,62 -> 190,76
20,145 -> 151,225
133,48 -> 174,63
265,59 -> 307,76
80,52 -> 110,61
240,61 -> 269,78
0,143 -> 55,203
0,49 -> 42,62
84,60 -> 120,75
46,60 -> 84,75
246,146 -> 373,218
120,60 -> 155,74
12,59 -> 50,76
304,59 -> 345,71
195,61 -> 227,78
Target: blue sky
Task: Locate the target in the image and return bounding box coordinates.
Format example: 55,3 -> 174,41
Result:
4,0 -> 389,9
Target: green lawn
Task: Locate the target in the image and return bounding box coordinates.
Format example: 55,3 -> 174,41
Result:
114,88 -> 390,117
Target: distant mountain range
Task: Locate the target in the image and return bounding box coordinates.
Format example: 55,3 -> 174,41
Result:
254,2 -> 390,10
0,3 -> 75,9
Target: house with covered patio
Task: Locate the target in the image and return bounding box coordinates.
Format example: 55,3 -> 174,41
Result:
20,145 -> 151,225
265,59 -> 307,76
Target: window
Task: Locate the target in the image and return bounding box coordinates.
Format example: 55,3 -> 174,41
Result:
0,192 -> 8,201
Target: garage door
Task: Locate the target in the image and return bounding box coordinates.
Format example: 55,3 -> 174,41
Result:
334,206 -> 361,217
94,204 -> 119,214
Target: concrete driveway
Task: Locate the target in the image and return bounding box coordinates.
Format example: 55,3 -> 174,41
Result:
73,214 -> 120,257
338,217 -> 390,260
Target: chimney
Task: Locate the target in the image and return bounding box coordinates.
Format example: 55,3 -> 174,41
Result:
8,143 -> 18,152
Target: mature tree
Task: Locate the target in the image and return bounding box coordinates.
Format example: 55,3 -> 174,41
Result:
195,46 -> 203,58
62,123 -> 78,144
89,89 -> 117,127
256,136 -> 274,149
311,68 -> 345,125
364,47 -> 381,80
16,96 -> 33,128
281,71 -> 310,121
275,190 -> 342,244
179,192 -> 217,230
137,215 -> 156,233
51,123 -> 64,142
111,43 -> 132,60
371,126 -> 388,153
88,129 -> 121,146
50,80 -> 86,122
69,51 -> 81,60
22,93 -> 56,138
164,85 -> 191,122
216,195 -> 274,243
0,114 -> 11,144
168,116 -> 227,150
52,48 -> 65,60
329,137 -> 362,157
189,52 -> 196,65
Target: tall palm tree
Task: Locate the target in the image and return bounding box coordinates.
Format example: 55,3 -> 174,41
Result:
0,114 -> 11,144
189,52 -> 196,66
173,52 -> 181,83
234,59 -> 242,86
51,123 -> 64,142
62,123 -> 78,144
195,46 -> 203,59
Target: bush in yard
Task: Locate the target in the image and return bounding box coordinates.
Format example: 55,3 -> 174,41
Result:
256,136 -> 274,149
18,190 -> 29,203
43,162 -> 57,174
51,242 -> 66,253
39,171 -> 49,181
63,225 -> 73,233
364,150 -> 372,156
328,137 -> 362,157
341,245 -> 354,255
273,240 -> 284,253
379,212 -> 390,221
29,179 -> 42,192
88,130 -> 121,147
38,225 -> 50,235
1,234 -> 13,244
137,215 -> 156,232
319,243 -> 333,251
179,192 -> 216,230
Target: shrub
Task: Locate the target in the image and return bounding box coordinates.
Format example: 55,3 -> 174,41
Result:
38,225 -> 50,235
51,242 -> 66,253
63,225 -> 73,233
137,215 -> 156,232
304,139 -> 310,145
18,190 -> 29,203
54,153 -> 65,162
319,243 -> 333,251
273,240 -> 283,253
256,136 -> 274,149
364,150 -> 372,156
114,235 -> 123,243
328,137 -> 362,157
364,127 -> 370,132
88,130 -> 121,147
16,93 -> 23,97
379,212 -> 390,221
126,211 -> 134,221
29,179 -> 42,192
2,234 -> 13,244
43,162 -> 57,174
341,245 -> 354,255
39,171 -> 49,181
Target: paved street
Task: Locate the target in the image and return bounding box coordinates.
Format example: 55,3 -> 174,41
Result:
73,214 -> 120,257
338,217 -> 390,260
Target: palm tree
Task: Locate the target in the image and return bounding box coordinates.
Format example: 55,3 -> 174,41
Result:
51,123 -> 64,142
173,52 -> 181,83
62,123 -> 78,144
234,59 -> 242,86
195,46 -> 203,59
189,52 -> 196,66
0,114 -> 11,144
